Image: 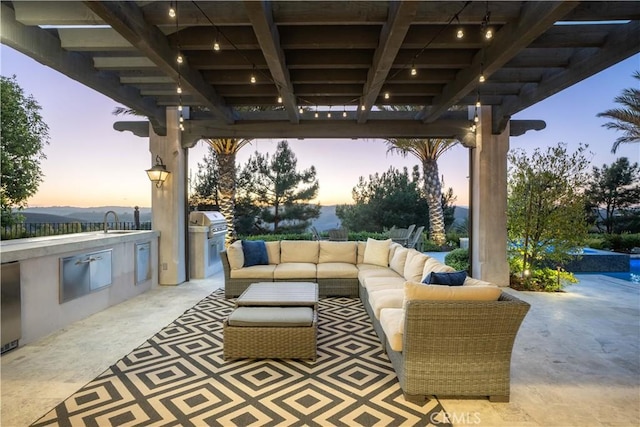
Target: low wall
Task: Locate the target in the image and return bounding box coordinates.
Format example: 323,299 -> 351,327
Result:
563,249 -> 630,273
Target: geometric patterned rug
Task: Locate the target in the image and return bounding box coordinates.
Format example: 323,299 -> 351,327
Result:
32,289 -> 451,427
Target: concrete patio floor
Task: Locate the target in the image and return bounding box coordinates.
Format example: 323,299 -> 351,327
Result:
1,271 -> 638,426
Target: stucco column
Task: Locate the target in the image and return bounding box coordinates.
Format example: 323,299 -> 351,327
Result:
149,107 -> 186,285
470,106 -> 510,286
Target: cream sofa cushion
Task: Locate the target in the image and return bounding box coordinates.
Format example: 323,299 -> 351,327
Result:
361,276 -> 404,292
319,241 -> 357,264
317,263 -> 359,279
404,251 -> 429,282
404,281 -> 501,307
274,263 -> 317,279
356,241 -> 366,264
379,308 -> 405,352
389,247 -> 409,275
265,241 -> 280,264
368,289 -> 405,319
358,267 -> 400,283
363,238 -> 392,267
422,257 -> 455,279
463,277 -> 494,286
280,241 -> 319,263
227,240 -> 244,270
230,265 -> 276,279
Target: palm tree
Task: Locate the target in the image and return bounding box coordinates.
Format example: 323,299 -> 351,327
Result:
204,138 -> 252,247
384,137 -> 458,246
597,70 -> 640,154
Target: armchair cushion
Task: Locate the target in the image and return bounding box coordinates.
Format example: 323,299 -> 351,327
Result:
404,281 -> 501,307
319,241 -> 357,264
390,247 -> 409,275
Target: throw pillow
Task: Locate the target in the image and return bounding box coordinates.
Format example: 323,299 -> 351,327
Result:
363,238 -> 392,267
422,270 -> 467,286
227,240 -> 245,270
242,240 -> 269,267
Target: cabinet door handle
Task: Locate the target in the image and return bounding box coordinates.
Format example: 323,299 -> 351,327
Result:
76,258 -> 92,265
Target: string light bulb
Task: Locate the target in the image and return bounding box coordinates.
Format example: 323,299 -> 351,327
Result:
343,110 -> 347,118
474,113 -> 479,123
327,111 -> 332,118
179,115 -> 184,123
361,104 -> 366,111
484,28 -> 493,39
475,100 -> 481,108
277,95 -> 283,104
178,105 -> 183,112
470,123 -> 476,132
314,111 -> 319,118
298,106 -> 303,114
176,85 -> 182,94
479,73 -> 485,83
410,64 -> 417,76
169,7 -> 175,18
250,74 -> 256,84
384,92 -> 390,100
213,40 -> 220,51
177,53 -> 183,64
457,28 -> 464,39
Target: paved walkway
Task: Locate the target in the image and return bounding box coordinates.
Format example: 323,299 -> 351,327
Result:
1,272 -> 638,426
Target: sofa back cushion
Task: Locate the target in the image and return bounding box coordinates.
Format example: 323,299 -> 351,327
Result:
265,241 -> 280,264
422,257 -> 455,280
319,241 -> 357,264
280,240 -> 319,263
227,240 -> 244,270
389,247 -> 409,275
362,238 -> 392,267
404,281 -> 501,307
403,251 -> 429,282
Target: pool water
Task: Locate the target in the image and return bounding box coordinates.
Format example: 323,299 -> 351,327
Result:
601,258 -> 640,283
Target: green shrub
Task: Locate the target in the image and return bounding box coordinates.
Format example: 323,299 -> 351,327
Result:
444,248 -> 469,272
510,267 -> 578,292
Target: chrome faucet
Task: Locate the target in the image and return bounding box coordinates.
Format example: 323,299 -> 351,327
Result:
103,210 -> 120,233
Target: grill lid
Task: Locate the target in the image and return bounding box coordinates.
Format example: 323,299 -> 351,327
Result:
189,211 -> 226,231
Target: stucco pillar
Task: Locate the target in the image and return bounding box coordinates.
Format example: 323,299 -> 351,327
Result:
149,107 -> 187,285
470,106 -> 510,286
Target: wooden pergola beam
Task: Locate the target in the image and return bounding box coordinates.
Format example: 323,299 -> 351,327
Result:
243,0 -> 299,123
84,1 -> 235,124
0,3 -> 167,134
418,1 -> 578,123
357,1 -> 419,123
493,20 -> 640,133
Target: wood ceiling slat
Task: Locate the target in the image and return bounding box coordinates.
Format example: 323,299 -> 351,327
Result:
84,0 -> 235,124
358,0 -> 419,123
421,1 -> 579,123
244,0 -> 298,123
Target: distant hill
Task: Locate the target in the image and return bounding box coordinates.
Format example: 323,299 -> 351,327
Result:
311,205 -> 469,231
22,206 -> 152,223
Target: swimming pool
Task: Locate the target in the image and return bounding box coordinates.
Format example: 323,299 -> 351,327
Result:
601,258 -> 640,283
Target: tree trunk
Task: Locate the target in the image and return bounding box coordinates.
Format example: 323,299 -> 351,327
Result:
217,152 -> 236,247
423,159 -> 446,246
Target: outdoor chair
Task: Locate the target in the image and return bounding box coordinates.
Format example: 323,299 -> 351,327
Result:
310,226 -> 324,241
389,225 -> 414,246
406,226 -> 424,249
328,227 -> 348,241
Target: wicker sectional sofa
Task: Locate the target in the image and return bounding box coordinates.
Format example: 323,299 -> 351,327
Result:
220,238 -> 530,402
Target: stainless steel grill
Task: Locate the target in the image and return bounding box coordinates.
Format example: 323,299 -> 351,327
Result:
188,211 -> 227,279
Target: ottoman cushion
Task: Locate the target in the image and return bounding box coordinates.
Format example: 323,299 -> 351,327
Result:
228,307 -> 314,327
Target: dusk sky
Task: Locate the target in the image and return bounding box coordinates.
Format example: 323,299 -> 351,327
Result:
1,44 -> 638,209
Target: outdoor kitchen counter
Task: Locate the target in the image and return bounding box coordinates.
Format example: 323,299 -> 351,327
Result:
1,231 -> 160,348
0,230 -> 159,263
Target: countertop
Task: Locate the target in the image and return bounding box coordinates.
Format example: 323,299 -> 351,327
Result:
0,230 -> 160,263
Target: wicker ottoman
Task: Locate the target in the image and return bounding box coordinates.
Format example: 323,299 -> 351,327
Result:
223,306 -> 317,360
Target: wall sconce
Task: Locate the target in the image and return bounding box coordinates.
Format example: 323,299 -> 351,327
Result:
146,155 -> 170,188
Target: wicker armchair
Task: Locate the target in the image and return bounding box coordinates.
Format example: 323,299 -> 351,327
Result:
381,292 -> 530,403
